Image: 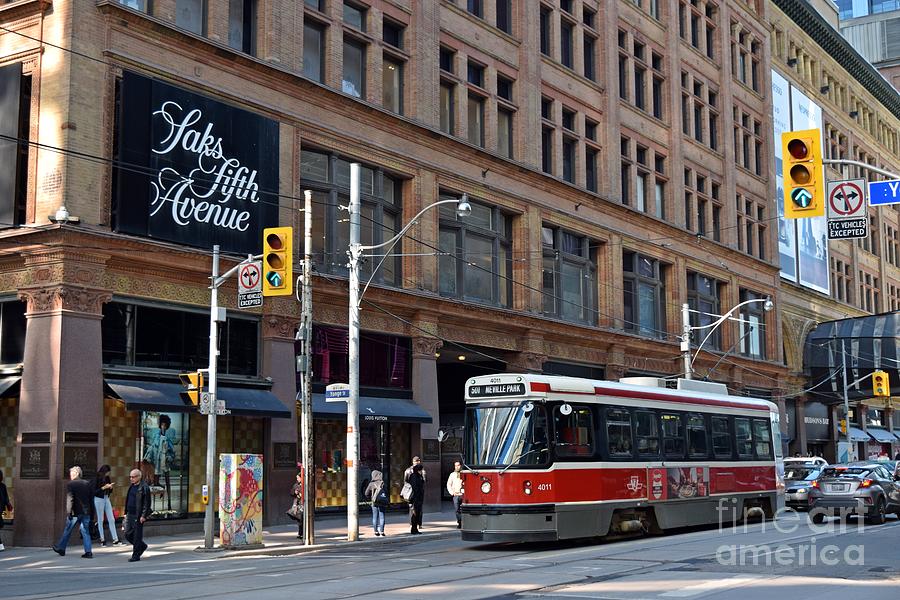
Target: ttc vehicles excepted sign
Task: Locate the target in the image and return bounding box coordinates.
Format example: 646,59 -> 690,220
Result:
237,261 -> 263,308
826,179 -> 868,240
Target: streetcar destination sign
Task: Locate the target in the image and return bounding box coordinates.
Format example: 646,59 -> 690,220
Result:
468,383 -> 527,398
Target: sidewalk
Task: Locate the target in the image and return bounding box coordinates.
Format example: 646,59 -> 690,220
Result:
1,508 -> 461,561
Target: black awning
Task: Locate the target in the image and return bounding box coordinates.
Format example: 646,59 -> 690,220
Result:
0,376 -> 20,397
804,313 -> 900,404
312,393 -> 432,423
106,379 -> 290,418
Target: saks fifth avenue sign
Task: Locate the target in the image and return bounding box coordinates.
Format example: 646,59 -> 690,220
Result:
114,72 -> 278,254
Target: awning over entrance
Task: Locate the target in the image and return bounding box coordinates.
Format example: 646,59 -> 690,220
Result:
312,393 -> 432,423
847,426 -> 870,442
0,376 -> 20,397
106,379 -> 291,418
867,428 -> 896,443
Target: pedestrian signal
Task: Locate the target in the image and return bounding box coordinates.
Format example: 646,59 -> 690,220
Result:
262,227 -> 293,297
179,371 -> 204,406
872,370 -> 890,397
782,129 -> 823,219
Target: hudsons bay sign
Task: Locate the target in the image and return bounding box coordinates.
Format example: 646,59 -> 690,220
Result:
114,71 -> 279,255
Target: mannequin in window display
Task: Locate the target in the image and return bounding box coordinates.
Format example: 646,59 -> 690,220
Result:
143,414 -> 176,511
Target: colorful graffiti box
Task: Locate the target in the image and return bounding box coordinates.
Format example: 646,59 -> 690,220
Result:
219,453 -> 264,548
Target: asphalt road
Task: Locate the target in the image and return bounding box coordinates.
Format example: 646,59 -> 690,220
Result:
1,513 -> 898,599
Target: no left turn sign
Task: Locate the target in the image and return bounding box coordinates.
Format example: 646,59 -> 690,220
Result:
238,261 -> 263,308
827,178 -> 867,219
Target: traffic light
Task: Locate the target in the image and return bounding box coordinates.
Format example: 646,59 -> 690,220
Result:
872,370 -> 891,397
179,371 -> 204,406
262,226 -> 293,297
839,419 -> 847,435
781,128 -> 823,219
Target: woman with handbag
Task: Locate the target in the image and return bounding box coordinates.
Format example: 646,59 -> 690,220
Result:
288,471 -> 303,538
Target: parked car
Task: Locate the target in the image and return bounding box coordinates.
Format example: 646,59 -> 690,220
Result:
807,463 -> 900,524
784,463 -> 824,511
785,456 -> 828,468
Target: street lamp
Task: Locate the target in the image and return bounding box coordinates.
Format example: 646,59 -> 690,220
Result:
346,163 -> 469,541
681,296 -> 774,380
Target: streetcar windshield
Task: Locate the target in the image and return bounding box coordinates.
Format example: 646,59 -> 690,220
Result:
465,403 -> 549,467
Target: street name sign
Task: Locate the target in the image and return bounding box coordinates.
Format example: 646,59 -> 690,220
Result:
238,261 -> 263,308
869,179 -> 900,206
827,179 -> 868,240
325,383 -> 350,402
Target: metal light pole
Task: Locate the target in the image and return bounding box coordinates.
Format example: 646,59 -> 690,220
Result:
681,303 -> 692,380
300,190 -> 315,545
204,246 -> 221,550
842,339 -> 852,456
345,169 -> 471,540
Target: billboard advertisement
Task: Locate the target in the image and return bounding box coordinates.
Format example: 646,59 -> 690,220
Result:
772,70 -> 797,282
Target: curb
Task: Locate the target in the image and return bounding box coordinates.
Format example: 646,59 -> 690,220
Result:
217,528 -> 459,558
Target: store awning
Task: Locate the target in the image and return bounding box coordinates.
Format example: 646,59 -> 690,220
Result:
0,376 -> 20,397
106,379 -> 290,418
867,428 -> 897,443
847,426 -> 871,442
312,393 -> 432,423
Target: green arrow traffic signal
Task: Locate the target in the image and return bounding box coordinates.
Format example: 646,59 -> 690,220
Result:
791,188 -> 813,209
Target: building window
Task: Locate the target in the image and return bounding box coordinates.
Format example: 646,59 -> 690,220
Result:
498,107 -> 513,158
303,21 -> 325,82
302,150 -> 402,286
732,25 -> 761,92
497,0 -> 512,33
583,6 -> 596,28
440,47 -> 455,73
305,0 -> 323,10
680,0 -> 717,59
733,108 -> 763,175
176,0 -> 205,35
382,57 -> 403,114
687,272 -> 721,351
343,1 -> 366,30
542,226 -> 597,324
542,127 -> 554,174
859,271 -> 880,313
467,93 -> 485,147
681,73 -> 718,150
831,257 -> 853,304
560,20 -> 574,69
312,325 -> 410,389
623,251 -> 666,338
586,148 -> 598,192
467,0 -> 484,18
383,20 -> 404,49
584,34 -> 597,81
562,137 -> 576,183
738,289 -> 767,359
540,6 -> 551,56
440,83 -> 455,134
439,195 -> 512,307
342,39 -> 366,98
735,192 -> 766,259
0,300 -> 26,365
621,136 -> 631,205
228,0 -> 258,55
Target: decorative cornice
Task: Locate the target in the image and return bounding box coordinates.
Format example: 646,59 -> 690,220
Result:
262,315 -> 298,341
18,285 -> 111,316
412,337 -> 442,359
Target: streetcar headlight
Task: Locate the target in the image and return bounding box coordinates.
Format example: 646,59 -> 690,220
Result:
524,480 -> 532,496
481,480 -> 492,494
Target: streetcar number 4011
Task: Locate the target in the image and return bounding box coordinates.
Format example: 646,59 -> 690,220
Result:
536,483 -> 552,491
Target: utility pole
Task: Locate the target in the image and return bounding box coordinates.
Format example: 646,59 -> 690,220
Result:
204,245 -> 221,550
681,303 -> 692,380
300,190 -> 315,545
346,163 -> 361,541
842,340 -> 852,459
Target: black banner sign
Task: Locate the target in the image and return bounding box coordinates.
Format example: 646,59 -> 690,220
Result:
467,383 -> 527,398
114,71 -> 279,254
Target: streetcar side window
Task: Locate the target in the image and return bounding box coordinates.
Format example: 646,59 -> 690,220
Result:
605,408 -> 633,458
687,413 -> 708,458
555,405 -> 595,457
635,410 -> 660,457
711,416 -> 732,459
752,418 -> 772,459
735,418 -> 753,458
661,413 -> 685,458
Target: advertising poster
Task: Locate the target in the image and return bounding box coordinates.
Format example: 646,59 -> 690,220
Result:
647,467 -> 710,501
141,411 -> 189,517
219,453 -> 264,548
790,86 -> 830,294
772,70 -> 797,282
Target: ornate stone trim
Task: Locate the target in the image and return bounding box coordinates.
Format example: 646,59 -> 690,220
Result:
18,285 -> 112,316
412,337 -> 442,359
263,315 -> 298,340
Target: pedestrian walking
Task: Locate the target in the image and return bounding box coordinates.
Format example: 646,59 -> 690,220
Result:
92,465 -> 121,547
123,468 -> 151,562
446,461 -> 464,529
364,470 -> 388,537
407,463 -> 425,535
288,471 -> 304,538
0,469 -> 11,552
52,466 -> 95,558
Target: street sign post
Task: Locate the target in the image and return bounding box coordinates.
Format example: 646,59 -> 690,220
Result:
868,179 -> 900,206
826,179 -> 868,240
237,261 -> 263,308
325,383 -> 350,402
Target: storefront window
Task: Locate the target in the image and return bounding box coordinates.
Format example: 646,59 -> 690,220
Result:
309,325 -> 410,389
140,411 -> 190,518
0,300 -> 26,365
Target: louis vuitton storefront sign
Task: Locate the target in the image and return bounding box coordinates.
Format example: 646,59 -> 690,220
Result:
113,71 -> 279,255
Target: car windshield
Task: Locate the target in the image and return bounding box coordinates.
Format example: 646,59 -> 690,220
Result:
784,467 -> 820,481
465,403 -> 549,467
822,467 -> 869,478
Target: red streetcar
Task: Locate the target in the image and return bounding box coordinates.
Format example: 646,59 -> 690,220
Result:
459,374 -> 785,542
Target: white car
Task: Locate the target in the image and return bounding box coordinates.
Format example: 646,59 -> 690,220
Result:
785,456 -> 828,467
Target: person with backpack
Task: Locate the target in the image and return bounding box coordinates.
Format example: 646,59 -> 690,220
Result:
364,470 -> 388,536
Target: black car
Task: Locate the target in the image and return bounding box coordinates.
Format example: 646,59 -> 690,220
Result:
808,463 -> 900,524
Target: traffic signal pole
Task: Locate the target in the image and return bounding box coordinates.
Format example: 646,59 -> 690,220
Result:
300,191 -> 315,545
841,340 -> 852,459
203,245 -> 221,550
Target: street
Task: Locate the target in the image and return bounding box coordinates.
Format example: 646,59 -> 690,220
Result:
1,511 -> 898,599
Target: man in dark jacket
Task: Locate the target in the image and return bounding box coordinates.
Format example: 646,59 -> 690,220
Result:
408,464 -> 425,535
124,468 -> 152,562
52,466 -> 94,558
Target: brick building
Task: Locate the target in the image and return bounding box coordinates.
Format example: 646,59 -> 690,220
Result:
3,0 -> 891,545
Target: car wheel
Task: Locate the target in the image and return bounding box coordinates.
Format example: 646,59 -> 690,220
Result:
810,511 -> 826,525
867,497 -> 886,525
